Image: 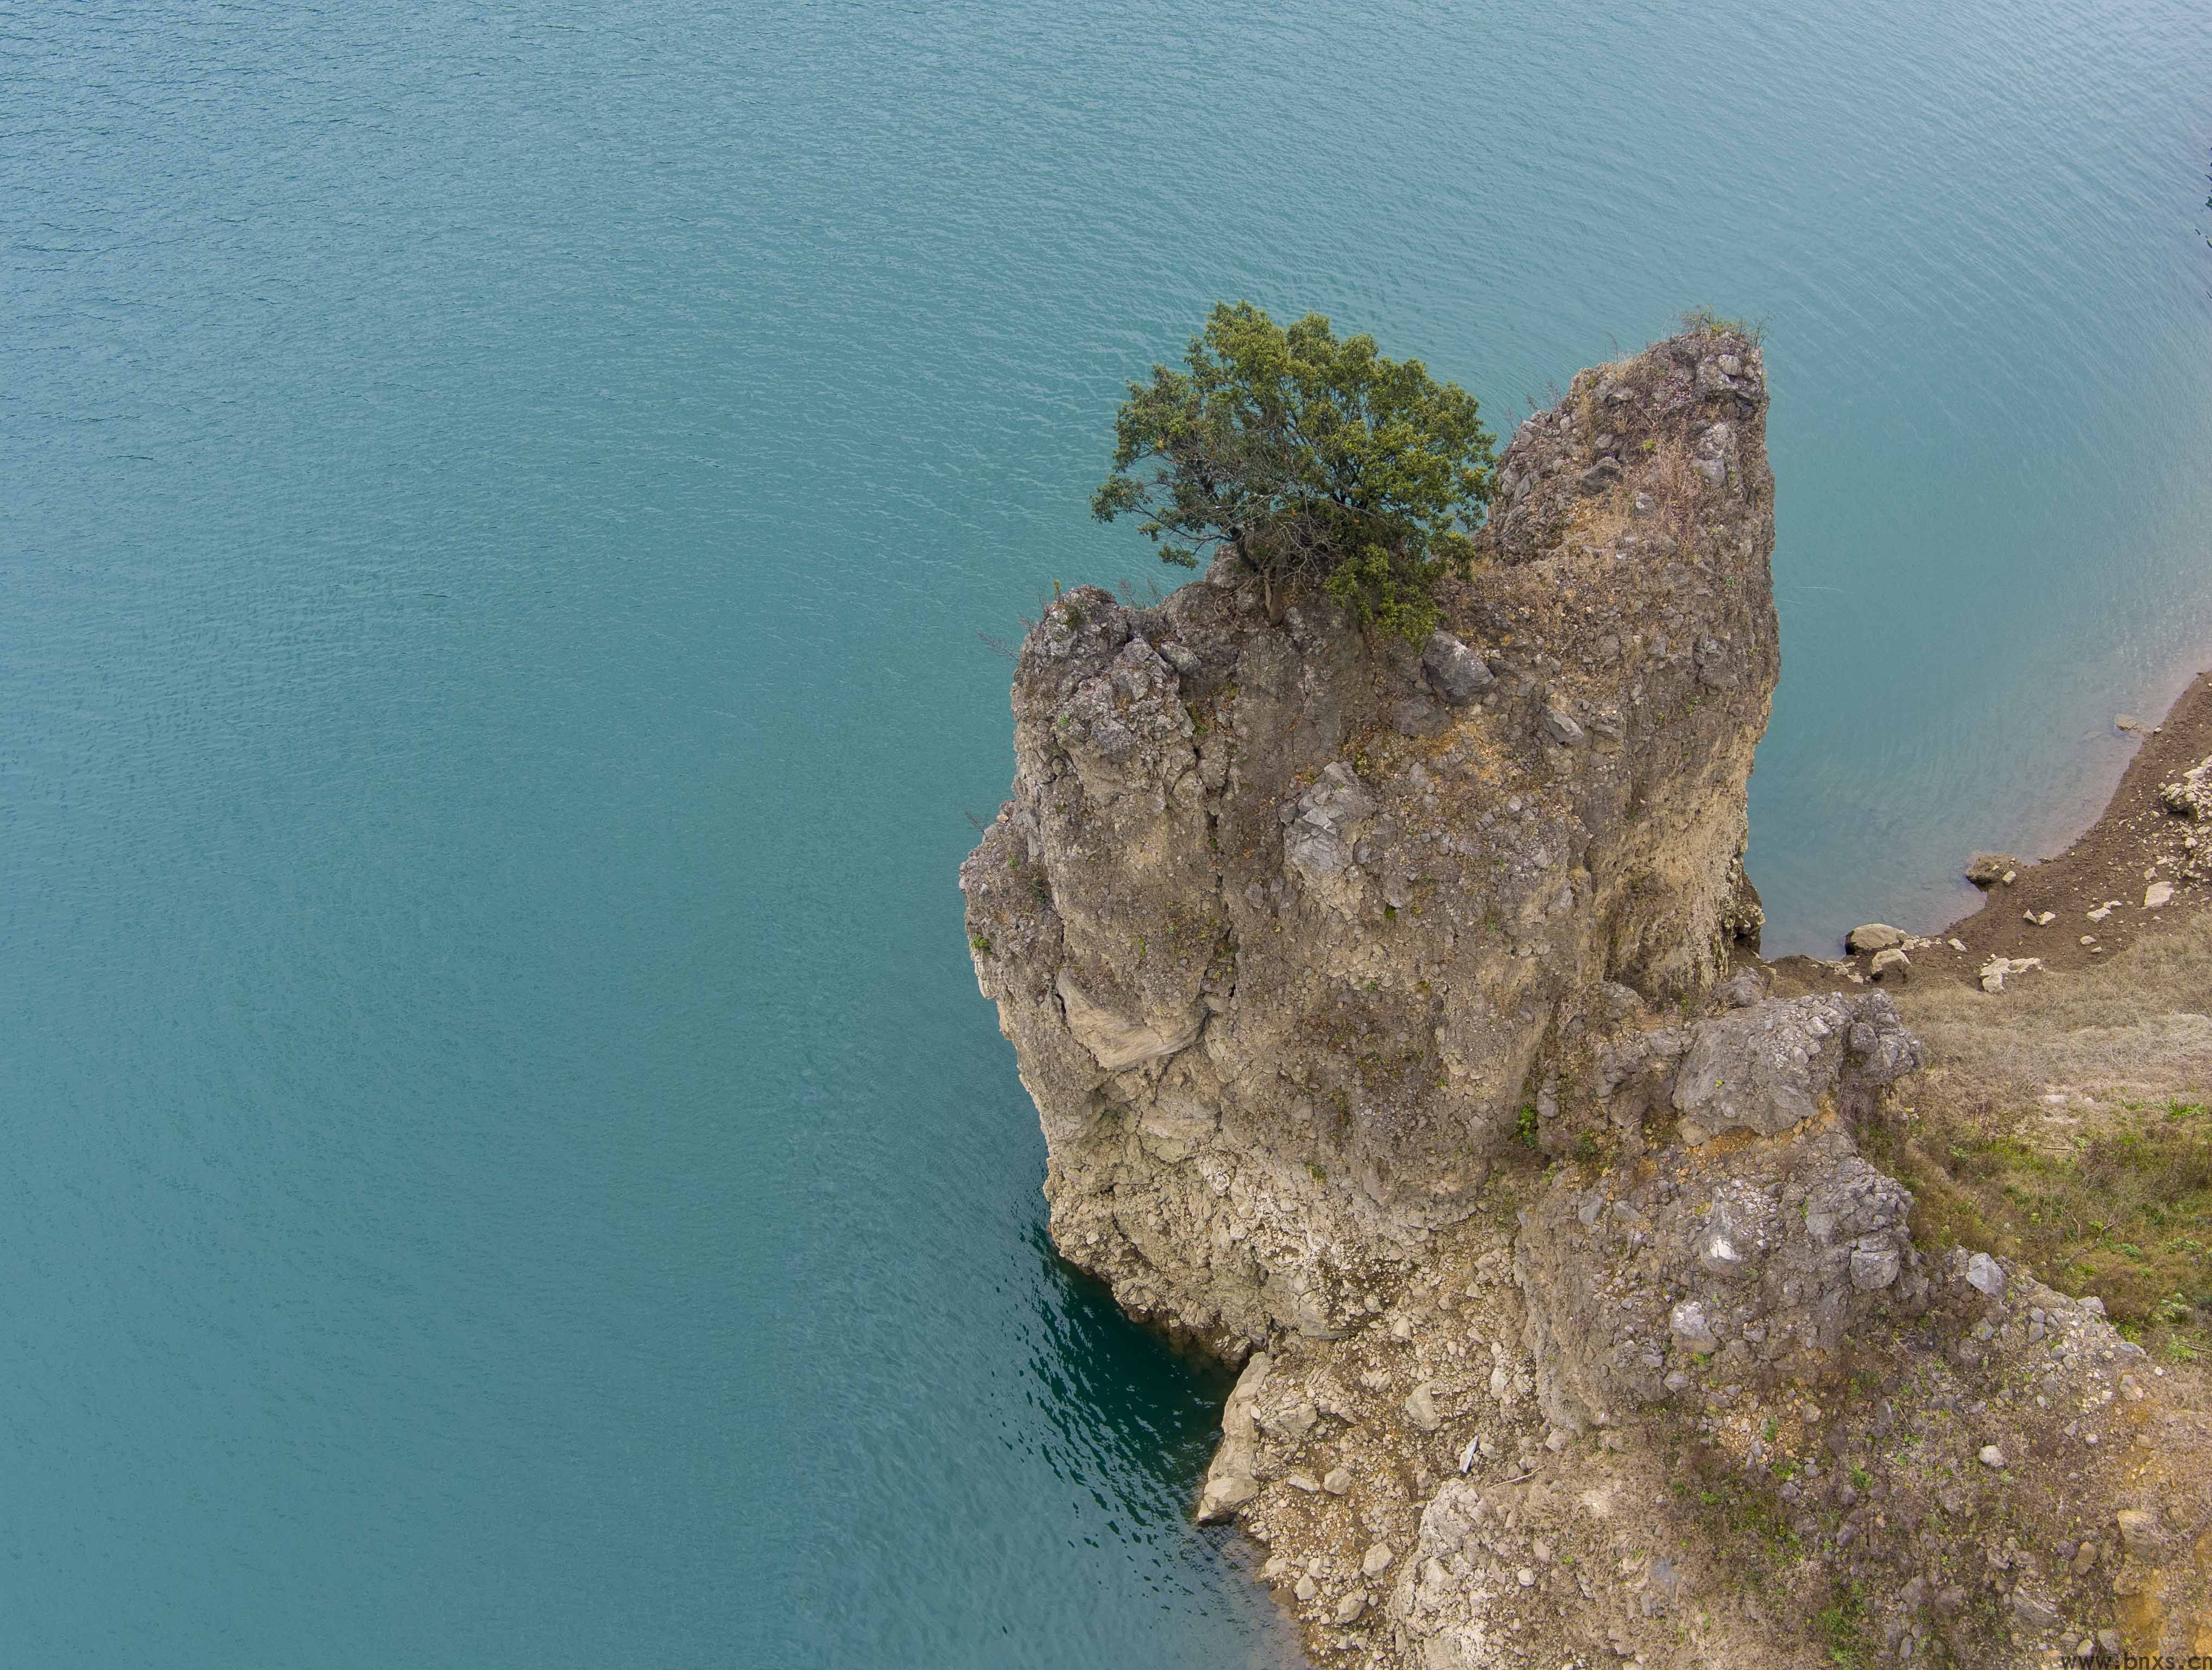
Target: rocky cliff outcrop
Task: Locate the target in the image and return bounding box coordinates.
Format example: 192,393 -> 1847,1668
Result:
963,331 -> 1779,1355
961,328 -> 2212,1667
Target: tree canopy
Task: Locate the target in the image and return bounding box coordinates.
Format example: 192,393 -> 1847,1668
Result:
1091,302 -> 1495,642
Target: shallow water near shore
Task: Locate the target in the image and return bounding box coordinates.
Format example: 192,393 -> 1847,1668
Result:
5,1 -> 2211,1663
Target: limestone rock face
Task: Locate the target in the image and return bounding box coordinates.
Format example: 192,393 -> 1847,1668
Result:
960,331 -> 1780,1357
1669,990 -> 1922,1142
961,326 -> 2212,1670
1514,1118 -> 1925,1434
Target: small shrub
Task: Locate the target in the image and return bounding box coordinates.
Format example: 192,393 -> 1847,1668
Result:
1515,1102 -> 1540,1148
1815,1580 -> 1868,1668
1680,305 -> 1764,343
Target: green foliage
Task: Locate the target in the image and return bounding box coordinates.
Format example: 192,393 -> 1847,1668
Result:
1324,542 -> 1442,643
1815,1581 -> 1868,1668
1680,305 -> 1764,343
1092,301 -> 1495,641
1514,1101 -> 1540,1149
1884,1097 -> 2212,1353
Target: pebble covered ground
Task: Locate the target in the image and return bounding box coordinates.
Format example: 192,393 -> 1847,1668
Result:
1787,668 -> 2212,993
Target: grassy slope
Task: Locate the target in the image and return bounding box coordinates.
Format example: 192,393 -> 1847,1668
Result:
1873,914 -> 2212,1364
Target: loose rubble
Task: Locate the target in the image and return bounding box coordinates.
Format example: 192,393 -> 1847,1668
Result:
1967,853 -> 2021,887
2160,755 -> 2212,821
1979,956 -> 2044,995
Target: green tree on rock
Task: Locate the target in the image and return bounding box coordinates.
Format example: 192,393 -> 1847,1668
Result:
1091,301 -> 1496,642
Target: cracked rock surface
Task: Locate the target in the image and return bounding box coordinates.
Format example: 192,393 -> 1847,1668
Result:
960,328 -> 2212,1666
961,330 -> 1780,1356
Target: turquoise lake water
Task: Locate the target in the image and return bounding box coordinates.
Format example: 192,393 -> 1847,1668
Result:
4,2 -> 2209,1663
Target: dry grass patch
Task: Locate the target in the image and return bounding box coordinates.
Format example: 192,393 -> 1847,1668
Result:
1872,915 -> 2212,1362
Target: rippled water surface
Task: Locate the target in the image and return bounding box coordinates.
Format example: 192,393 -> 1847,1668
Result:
4,1 -> 2209,1663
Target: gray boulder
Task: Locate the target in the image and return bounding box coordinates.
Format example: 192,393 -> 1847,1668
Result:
1715,966 -> 1768,1008
1420,631 -> 1494,704
1516,1113 -> 1925,1427
1578,457 -> 1623,494
1673,991 -> 1923,1143
1846,922 -> 1905,954
1964,1250 -> 2007,1298
1279,762 -> 1378,884
1669,1299 -> 1720,1352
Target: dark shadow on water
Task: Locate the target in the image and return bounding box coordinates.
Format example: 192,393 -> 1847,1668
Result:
1018,1223 -> 1306,1665
1022,1220 -> 1237,1520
